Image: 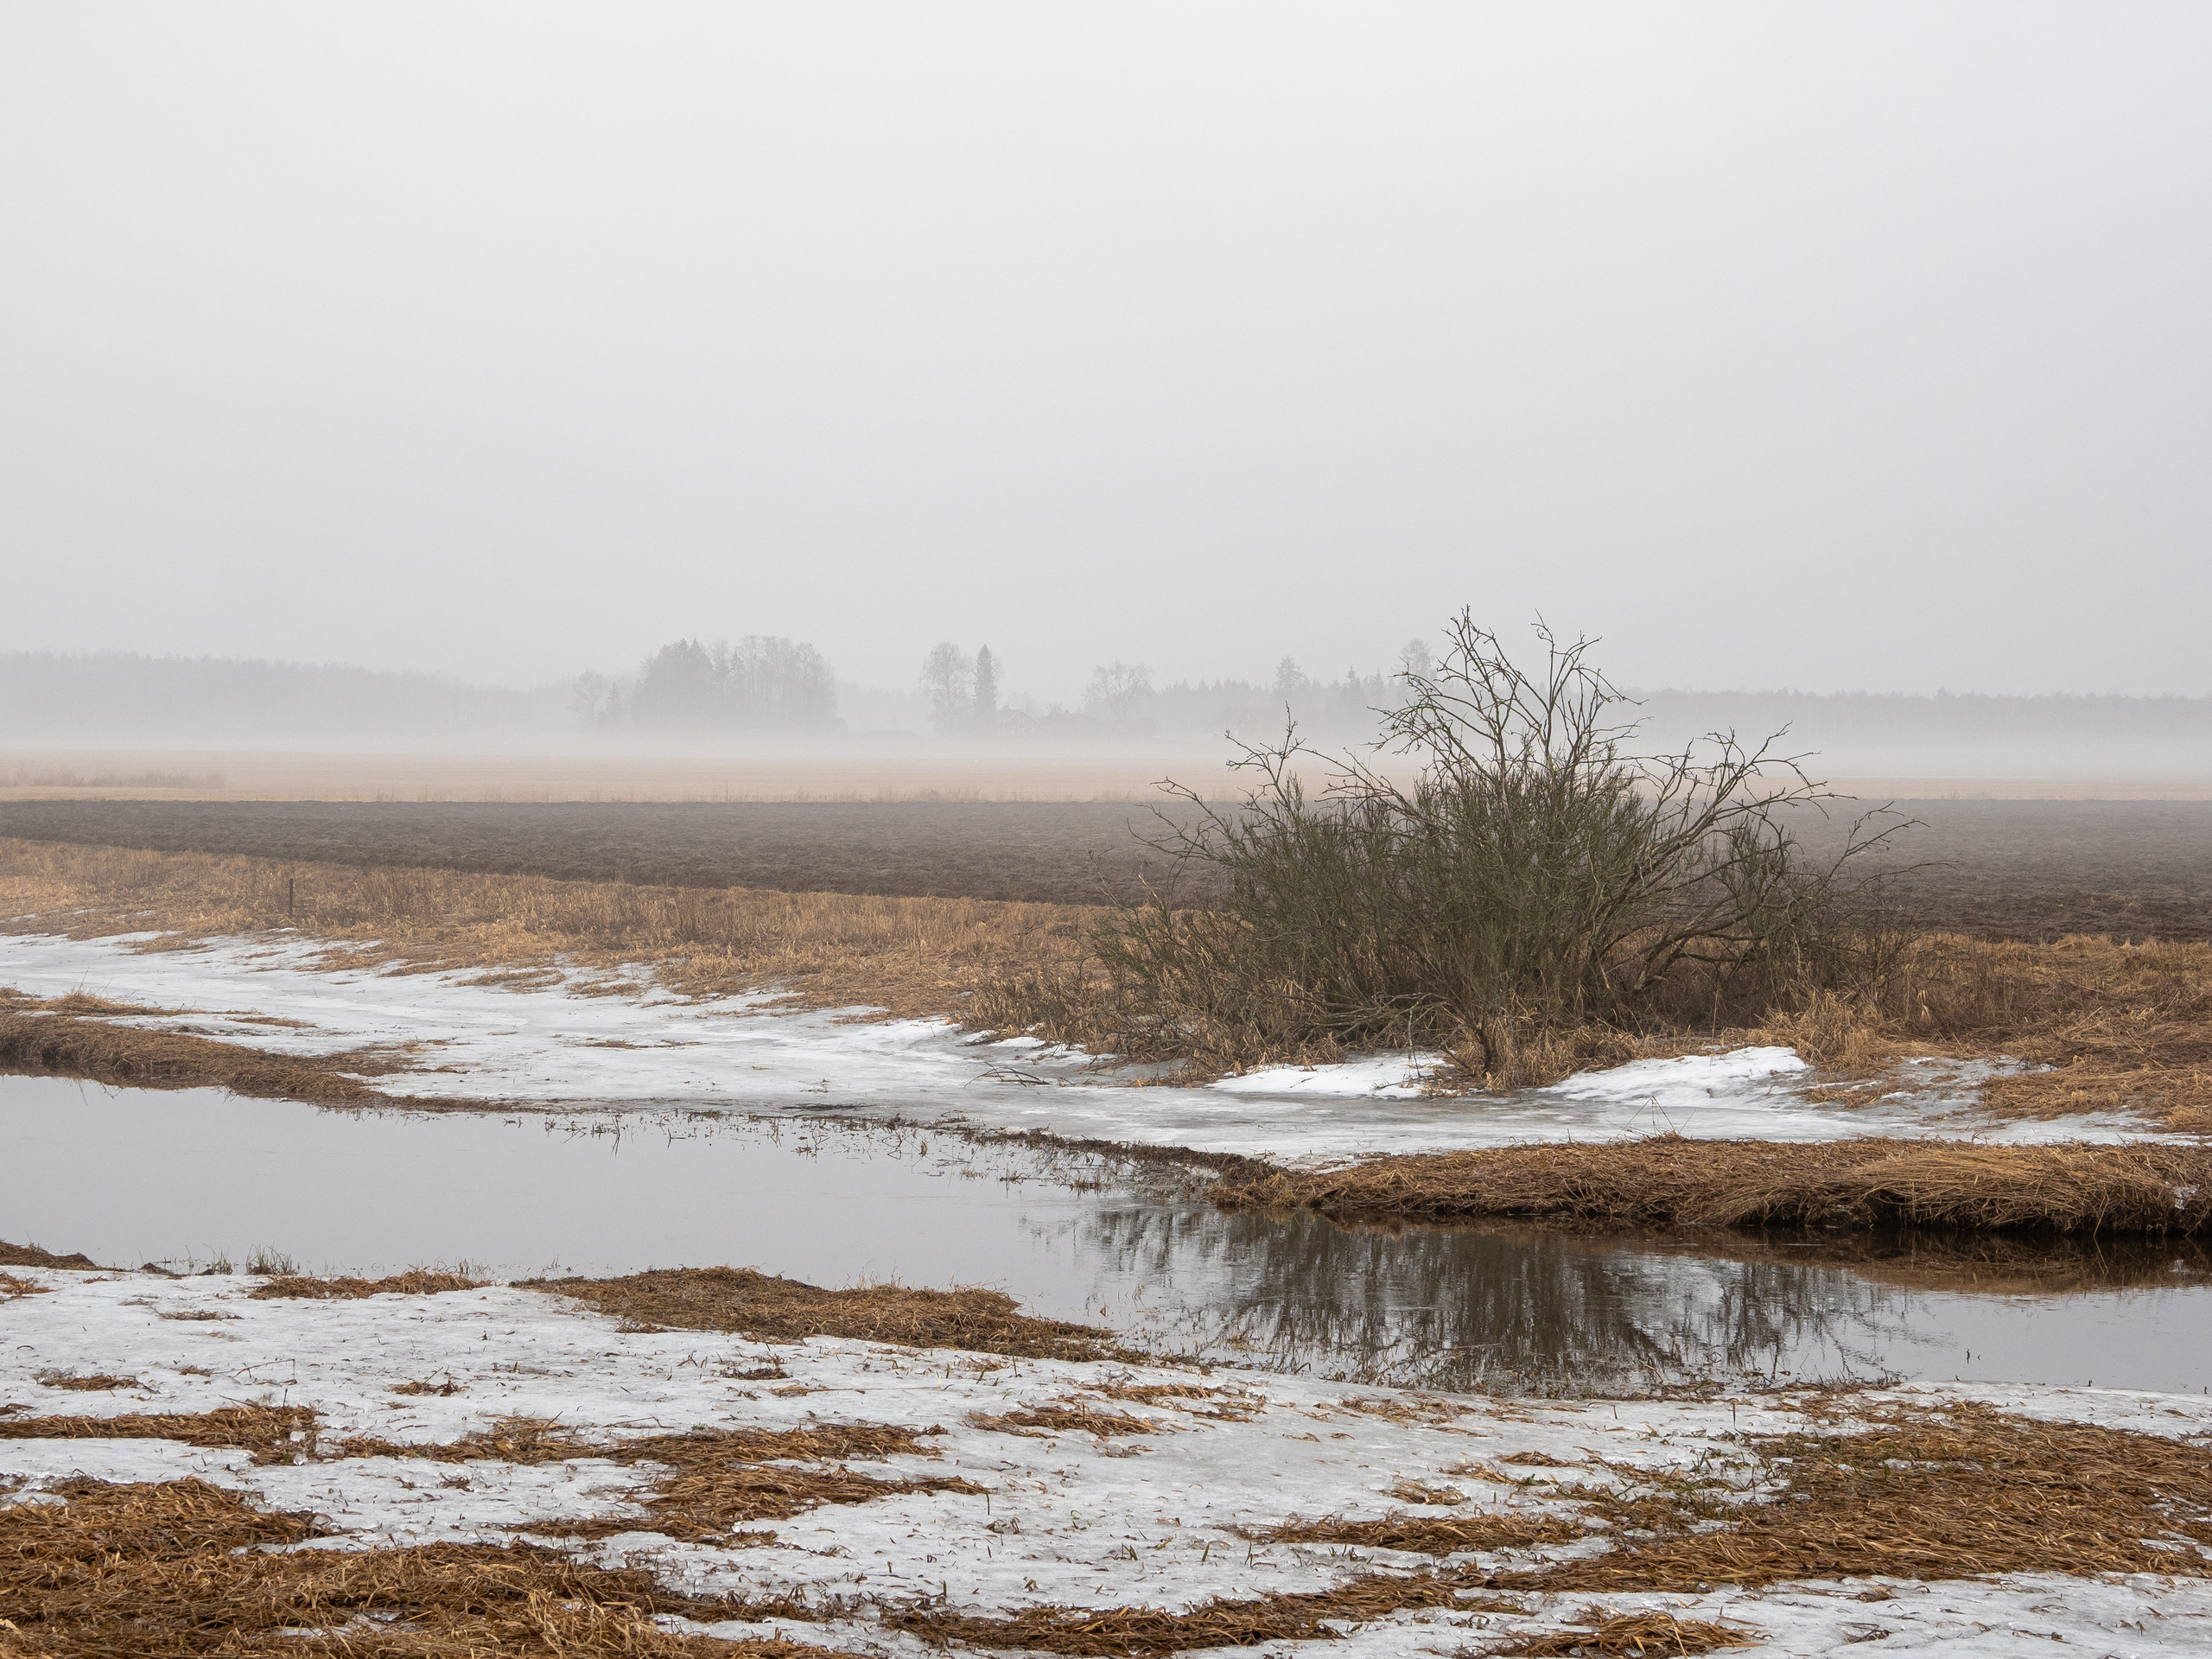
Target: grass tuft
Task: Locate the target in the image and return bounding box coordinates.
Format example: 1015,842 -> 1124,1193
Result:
527,1266 -> 1116,1361
1214,1135 -> 2212,1236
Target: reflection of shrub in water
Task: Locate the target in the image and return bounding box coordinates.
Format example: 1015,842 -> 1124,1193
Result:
1063,1200 -> 1900,1395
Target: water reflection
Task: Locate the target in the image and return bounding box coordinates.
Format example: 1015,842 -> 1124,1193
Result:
3,1073 -> 2207,1395
1063,1198 -> 2210,1393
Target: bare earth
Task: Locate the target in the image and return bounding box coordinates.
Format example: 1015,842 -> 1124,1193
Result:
0,797 -> 2205,938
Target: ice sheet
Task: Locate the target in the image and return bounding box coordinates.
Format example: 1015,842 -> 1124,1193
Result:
0,930 -> 2165,1157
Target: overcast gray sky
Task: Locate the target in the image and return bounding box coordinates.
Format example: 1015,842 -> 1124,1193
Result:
3,3 -> 2207,700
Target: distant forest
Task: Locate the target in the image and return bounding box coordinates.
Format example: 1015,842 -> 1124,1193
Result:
571,638 -> 836,734
0,652 -> 556,745
5,647 -> 2212,775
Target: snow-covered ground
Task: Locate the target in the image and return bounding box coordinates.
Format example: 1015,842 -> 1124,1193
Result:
0,929 -> 2165,1156
3,1268 -> 2207,1656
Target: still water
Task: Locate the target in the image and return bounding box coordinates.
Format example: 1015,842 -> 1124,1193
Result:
4,1074 -> 2207,1395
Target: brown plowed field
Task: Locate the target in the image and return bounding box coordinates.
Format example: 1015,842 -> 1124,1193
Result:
0,798 -> 2205,941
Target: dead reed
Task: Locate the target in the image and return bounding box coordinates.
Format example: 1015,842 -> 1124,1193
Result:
883,1576 -> 1477,1655
1493,1611 -> 1760,1656
891,1397 -> 2211,1654
0,1242 -> 97,1270
1500,1397 -> 2212,1592
965,1403 -> 1157,1438
0,1002 -> 386,1101
1213,1135 -> 2212,1236
530,1434 -> 982,1543
250,1272 -> 485,1300
328,1416 -> 972,1545
526,1266 -> 1116,1360
1258,1510 -> 1580,1555
0,836 -> 1097,1021
0,1404 -> 321,1463
0,1475 -> 849,1657
8,835 -> 2211,1125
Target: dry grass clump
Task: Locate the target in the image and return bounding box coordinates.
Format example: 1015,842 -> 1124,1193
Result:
966,1403 -> 1156,1439
886,1575 -> 1477,1655
527,1266 -> 1115,1360
1503,1397 -> 2212,1592
0,1003 -> 386,1101
1493,1610 -> 1760,1656
531,1441 -> 981,1543
1214,1135 -> 2212,1236
328,1418 -> 969,1546
1259,1510 -> 1580,1556
898,1397 -> 2212,1654
0,1475 -> 849,1656
0,836 -> 1098,1021
35,1374 -> 137,1393
0,1242 -> 98,1270
0,1273 -> 49,1301
251,1272 -> 485,1300
0,1404 -> 321,1463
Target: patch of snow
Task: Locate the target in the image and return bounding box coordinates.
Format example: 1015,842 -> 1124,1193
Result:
2,1271 -> 2208,1653
0,930 -> 2171,1158
1212,1054 -> 1438,1097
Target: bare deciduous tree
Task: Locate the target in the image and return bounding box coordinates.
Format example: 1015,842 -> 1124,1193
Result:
1084,660 -> 1152,721
921,642 -> 974,730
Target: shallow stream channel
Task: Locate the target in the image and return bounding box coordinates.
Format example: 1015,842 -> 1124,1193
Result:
7,1072 -> 2209,1396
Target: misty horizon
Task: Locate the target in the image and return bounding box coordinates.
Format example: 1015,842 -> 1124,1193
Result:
9,643 -> 2212,782
5,5 -> 2209,699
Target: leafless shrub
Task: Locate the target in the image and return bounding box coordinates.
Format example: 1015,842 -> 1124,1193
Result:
1068,613 -> 1906,1084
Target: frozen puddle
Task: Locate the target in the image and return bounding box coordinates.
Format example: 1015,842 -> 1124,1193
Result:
4,1265 -> 2211,1655
0,930 -> 2152,1153
7,1075 -> 2210,1396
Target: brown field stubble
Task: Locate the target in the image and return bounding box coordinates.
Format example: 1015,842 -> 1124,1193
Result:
5,837 -> 2212,1127
1213,1135 -> 2212,1237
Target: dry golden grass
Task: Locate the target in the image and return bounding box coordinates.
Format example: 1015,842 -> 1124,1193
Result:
1215,1135 -> 2212,1236
890,1397 -> 2211,1654
883,1577 -> 1480,1655
0,1404 -> 321,1463
527,1266 -> 1116,1360
1493,1611 -> 1760,1656
0,1474 -> 852,1657
7,837 -> 2212,1129
3,1395 -> 2202,1654
1258,1510 -> 1580,1556
0,998 -> 393,1101
1509,1396 -> 2212,1591
327,1417 -> 972,1545
250,1272 -> 485,1300
965,1403 -> 1158,1439
0,1242 -> 97,1271
0,836 -> 1098,1021
530,1426 -> 982,1545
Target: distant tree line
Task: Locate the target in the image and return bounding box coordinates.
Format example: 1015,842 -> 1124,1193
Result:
573,637 -> 837,734
0,651 -> 553,744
